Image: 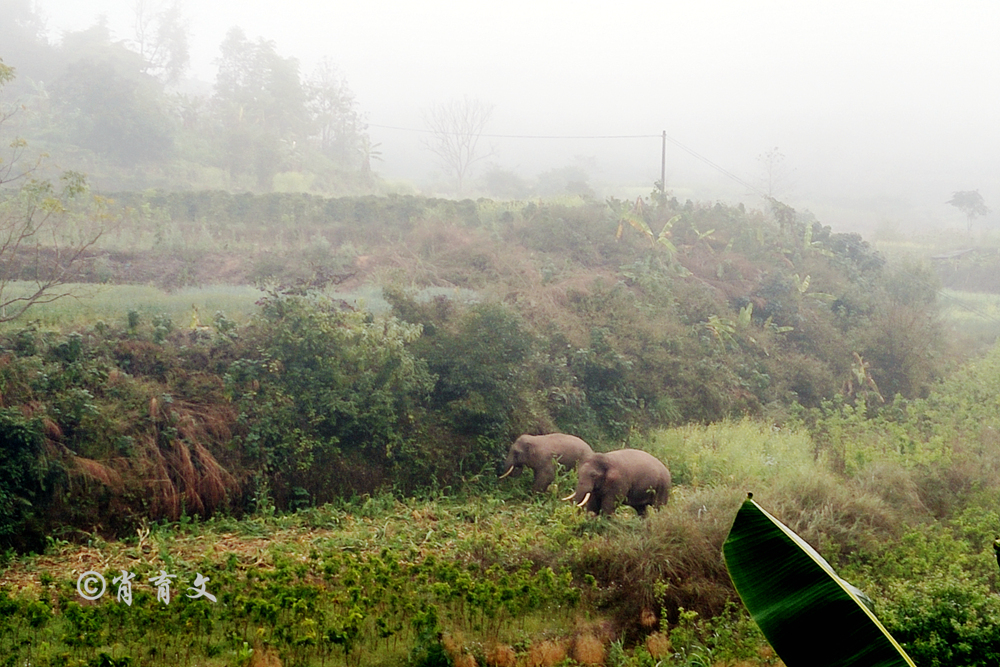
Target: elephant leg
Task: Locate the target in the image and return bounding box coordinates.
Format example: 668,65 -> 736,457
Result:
635,503 -> 648,517
586,493 -> 603,515
600,494 -> 617,516
532,464 -> 556,492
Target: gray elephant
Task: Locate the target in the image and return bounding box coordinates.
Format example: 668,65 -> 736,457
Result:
565,449 -> 671,516
499,433 -> 594,492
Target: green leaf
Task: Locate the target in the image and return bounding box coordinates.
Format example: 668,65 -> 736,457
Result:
723,495 -> 915,667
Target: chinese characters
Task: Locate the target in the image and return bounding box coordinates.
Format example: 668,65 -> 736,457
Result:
76,570 -> 216,605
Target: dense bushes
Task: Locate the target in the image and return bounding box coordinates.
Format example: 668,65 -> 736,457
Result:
0,192 -> 964,546
225,289 -> 436,506
0,408 -> 56,552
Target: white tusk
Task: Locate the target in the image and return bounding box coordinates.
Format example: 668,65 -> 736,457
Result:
498,466 -> 515,479
561,491 -> 577,501
576,492 -> 591,508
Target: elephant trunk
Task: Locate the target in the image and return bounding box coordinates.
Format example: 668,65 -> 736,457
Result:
498,465 -> 515,479
575,492 -> 591,508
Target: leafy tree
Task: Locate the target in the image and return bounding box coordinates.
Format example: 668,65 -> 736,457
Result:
212,27 -> 309,188
481,163 -> 531,199
306,57 -> 366,167
0,61 -> 109,322
51,23 -> 176,164
535,165 -> 595,199
422,96 -> 494,194
129,0 -> 190,84
0,0 -> 55,84
946,190 -> 990,232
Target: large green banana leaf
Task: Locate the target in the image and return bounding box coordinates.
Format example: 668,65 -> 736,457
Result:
723,494 -> 915,667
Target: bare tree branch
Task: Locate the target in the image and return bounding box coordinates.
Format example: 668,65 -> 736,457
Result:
0,61 -> 110,323
422,96 -> 494,195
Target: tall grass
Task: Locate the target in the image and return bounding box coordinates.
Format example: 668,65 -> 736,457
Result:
648,419 -> 815,490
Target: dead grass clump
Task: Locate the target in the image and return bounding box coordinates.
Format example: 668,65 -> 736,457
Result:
768,469 -> 904,558
574,488 -> 740,630
248,643 -> 282,667
526,639 -> 567,667
645,632 -> 672,659
135,436 -> 181,521
42,417 -> 63,440
71,456 -> 123,491
913,441 -> 1000,518
442,633 -> 477,667
485,644 -> 516,667
569,633 -> 605,666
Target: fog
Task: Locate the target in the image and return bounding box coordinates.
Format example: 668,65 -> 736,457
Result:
33,0 -> 1000,232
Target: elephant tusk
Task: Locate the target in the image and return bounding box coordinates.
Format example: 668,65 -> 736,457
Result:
576,492 -> 591,508
561,491 -> 577,501
498,466 -> 515,479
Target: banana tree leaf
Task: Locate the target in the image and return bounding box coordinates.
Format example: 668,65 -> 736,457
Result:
723,494 -> 915,667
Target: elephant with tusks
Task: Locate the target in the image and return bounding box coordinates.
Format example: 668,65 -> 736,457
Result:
499,433 -> 594,493
563,449 -> 671,516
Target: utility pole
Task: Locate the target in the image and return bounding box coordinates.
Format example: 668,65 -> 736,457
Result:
660,130 -> 666,198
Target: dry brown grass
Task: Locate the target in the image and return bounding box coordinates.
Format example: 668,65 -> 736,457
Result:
645,632 -> 672,659
248,643 -> 282,667
71,455 -> 123,491
485,644 -> 517,667
442,633 -> 478,667
767,469 -> 906,558
574,490 -> 739,630
526,639 -> 567,667
569,633 -> 604,665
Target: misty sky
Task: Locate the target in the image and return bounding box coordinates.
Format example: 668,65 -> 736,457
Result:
33,0 -> 1000,232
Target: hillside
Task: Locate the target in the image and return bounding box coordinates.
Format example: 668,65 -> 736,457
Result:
0,192 -> 955,541
2,192 -> 1000,666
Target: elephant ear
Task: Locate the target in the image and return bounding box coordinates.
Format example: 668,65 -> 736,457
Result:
603,465 -> 622,487
723,494 -> 915,667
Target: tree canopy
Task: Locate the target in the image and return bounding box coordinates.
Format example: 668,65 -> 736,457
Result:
947,190 -> 990,232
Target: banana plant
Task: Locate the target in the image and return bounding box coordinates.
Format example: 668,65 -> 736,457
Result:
723,494 -> 916,667
610,197 -> 679,256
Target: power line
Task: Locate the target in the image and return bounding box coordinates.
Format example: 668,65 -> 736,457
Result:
662,133 -> 766,198
372,121 -> 1000,329
369,122 -> 764,195
368,123 -> 659,140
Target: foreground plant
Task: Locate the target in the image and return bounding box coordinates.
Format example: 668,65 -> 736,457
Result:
723,493 -> 915,667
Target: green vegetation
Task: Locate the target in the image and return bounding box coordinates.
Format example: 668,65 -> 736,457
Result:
724,497 -> 915,666
0,182 -> 996,664
4,8 -> 999,665
3,392 -> 1000,665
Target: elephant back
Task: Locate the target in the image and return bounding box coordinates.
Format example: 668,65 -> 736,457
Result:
606,449 -> 671,492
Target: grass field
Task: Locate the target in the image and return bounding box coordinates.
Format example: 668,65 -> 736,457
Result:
0,283 -> 265,332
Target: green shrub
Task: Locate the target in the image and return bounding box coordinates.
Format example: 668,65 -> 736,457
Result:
0,408 -> 55,551
881,572 -> 1000,667
227,289 -> 434,505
